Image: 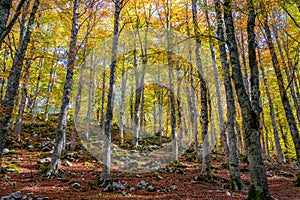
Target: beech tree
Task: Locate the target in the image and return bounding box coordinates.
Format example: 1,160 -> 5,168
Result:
47,0 -> 80,176
99,0 -> 127,186
223,0 -> 271,198
204,0 -> 229,163
262,4 -> 300,186
0,0 -> 40,173
0,0 -> 26,45
214,0 -> 242,191
192,0 -> 210,176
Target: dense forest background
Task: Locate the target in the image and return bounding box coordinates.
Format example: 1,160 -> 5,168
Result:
0,0 -> 299,199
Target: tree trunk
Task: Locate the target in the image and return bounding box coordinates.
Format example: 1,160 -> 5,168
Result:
30,57 -> 43,120
165,0 -> 178,161
204,0 -> 229,162
258,48 -> 284,163
100,66 -> 106,129
14,56 -> 31,136
85,50 -> 95,141
0,0 -> 40,173
0,0 -> 26,45
189,71 -> 199,157
71,22 -> 90,149
239,31 -> 250,97
100,0 -> 122,186
214,0 -> 242,190
176,67 -> 184,152
47,0 -> 79,176
192,0 -> 210,176
44,59 -> 56,122
132,28 -> 140,148
119,55 -> 127,145
272,23 -> 300,126
0,0 -> 13,38
224,0 -> 271,198
208,91 -> 216,150
185,3 -> 198,157
263,10 -> 300,185
0,46 -> 9,105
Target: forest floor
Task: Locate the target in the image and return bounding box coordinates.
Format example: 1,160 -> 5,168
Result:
0,119 -> 300,199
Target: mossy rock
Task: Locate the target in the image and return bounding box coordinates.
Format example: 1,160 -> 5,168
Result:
5,164 -> 22,173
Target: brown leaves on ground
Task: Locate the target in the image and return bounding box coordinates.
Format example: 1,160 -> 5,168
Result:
1,148 -> 299,200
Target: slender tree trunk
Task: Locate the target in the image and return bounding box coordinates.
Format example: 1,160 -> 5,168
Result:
192,0 -> 210,176
236,121 -> 243,154
189,71 -> 199,157
48,0 -> 79,176
204,0 -> 229,162
132,28 -> 140,148
165,0 -> 178,161
263,10 -> 300,185
18,0 -> 30,46
278,118 -> 289,149
259,108 -> 269,160
239,32 -> 250,97
282,35 -> 300,104
224,0 -> 271,197
85,50 -> 95,141
258,48 -> 284,163
208,91 -> 216,150
31,57 -> 43,120
158,75 -> 163,144
100,65 -> 106,129
176,67 -> 184,152
167,47 -> 178,161
0,46 -> 9,105
214,0 -> 242,190
0,0 -> 13,38
0,0 -> 40,173
44,59 -> 56,122
0,0 -> 26,45
185,3 -> 198,156
100,0 -> 122,186
71,22 -> 90,149
272,24 -> 300,126
262,114 -> 270,160
119,55 -> 127,145
14,57 -> 31,136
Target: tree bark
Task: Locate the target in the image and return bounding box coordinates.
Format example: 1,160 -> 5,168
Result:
30,56 -> 43,120
165,0 -> 178,161
214,0 -> 242,190
100,65 -> 106,129
0,46 -> 9,105
71,21 -> 90,149
100,0 -> 122,186
14,56 -> 31,136
48,0 -> 79,176
258,47 -> 284,163
263,10 -> 300,185
224,0 -> 271,198
0,0 -> 40,173
176,66 -> 184,152
119,54 -> 127,145
85,50 -> 95,141
192,0 -> 210,176
204,0 -> 229,162
44,58 -> 56,122
0,0 -> 26,45
272,22 -> 300,126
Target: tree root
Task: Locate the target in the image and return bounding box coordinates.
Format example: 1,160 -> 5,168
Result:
98,177 -> 111,187
46,168 -> 64,178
